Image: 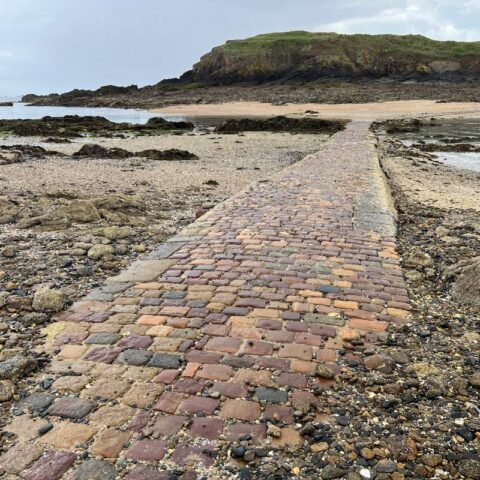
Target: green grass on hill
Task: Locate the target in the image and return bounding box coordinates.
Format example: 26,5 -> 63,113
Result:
219,31 -> 480,58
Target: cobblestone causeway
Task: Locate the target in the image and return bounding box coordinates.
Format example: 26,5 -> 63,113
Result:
0,121 -> 411,478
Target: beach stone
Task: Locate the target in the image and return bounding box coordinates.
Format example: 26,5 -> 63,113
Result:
0,380 -> 15,402
468,372 -> 480,388
47,396 -> 97,419
88,244 -> 114,260
19,392 -> 55,411
321,465 -> 346,479
33,287 -> 65,312
74,459 -> 117,480
364,354 -> 394,373
458,459 -> 480,479
103,225 -> 132,240
376,459 -> 397,473
452,259 -> 480,306
0,355 -> 37,380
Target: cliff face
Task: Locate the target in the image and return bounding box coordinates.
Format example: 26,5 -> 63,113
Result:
184,32 -> 480,83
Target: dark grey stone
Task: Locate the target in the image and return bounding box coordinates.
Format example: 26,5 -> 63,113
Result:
47,396 -> 97,419
115,349 -> 152,366
255,387 -> 288,404
85,333 -> 121,345
148,353 -> 181,369
19,392 -> 55,412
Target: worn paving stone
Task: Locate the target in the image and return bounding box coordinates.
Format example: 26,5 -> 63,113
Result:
21,451 -> 76,480
73,459 -> 117,480
47,396 -> 97,419
39,422 -> 96,449
125,439 -> 167,461
90,428 -> 131,458
115,348 -> 152,366
148,352 -> 181,368
0,441 -> 43,474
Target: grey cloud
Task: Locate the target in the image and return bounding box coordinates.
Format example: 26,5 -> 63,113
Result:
0,0 -> 478,96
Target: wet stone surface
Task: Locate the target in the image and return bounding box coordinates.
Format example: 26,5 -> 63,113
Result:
4,121 -> 464,479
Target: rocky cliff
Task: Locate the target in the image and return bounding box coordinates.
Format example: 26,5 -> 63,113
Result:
182,32 -> 480,83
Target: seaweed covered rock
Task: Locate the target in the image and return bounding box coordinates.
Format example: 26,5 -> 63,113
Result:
215,116 -> 346,134
73,144 -> 132,159
139,148 -> 198,160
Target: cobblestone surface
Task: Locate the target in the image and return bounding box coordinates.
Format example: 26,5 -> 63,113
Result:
0,121 -> 411,478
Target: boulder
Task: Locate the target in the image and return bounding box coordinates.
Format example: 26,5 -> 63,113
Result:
404,251 -> 434,269
451,258 -> 480,307
0,380 -> 15,402
33,287 -> 65,313
103,226 -> 132,240
87,244 -> 114,260
0,355 -> 37,380
93,194 -> 143,212
59,200 -> 101,223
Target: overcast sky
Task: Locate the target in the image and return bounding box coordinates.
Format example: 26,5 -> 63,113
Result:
1,0 -> 479,96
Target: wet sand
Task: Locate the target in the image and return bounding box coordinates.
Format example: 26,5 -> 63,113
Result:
155,99 -> 480,120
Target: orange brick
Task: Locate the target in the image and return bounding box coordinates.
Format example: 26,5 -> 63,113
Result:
334,300 -> 359,310
291,359 -> 317,374
386,308 -> 409,319
182,362 -> 200,377
137,315 -> 166,326
349,318 -> 388,332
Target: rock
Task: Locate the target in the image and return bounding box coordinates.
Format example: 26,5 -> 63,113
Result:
321,465 -> 346,479
376,459 -> 397,473
267,424 -> 282,437
364,354 -> 394,373
458,459 -> 480,479
74,459 -> 117,480
468,372 -> 480,388
412,362 -> 440,378
61,199 -> 100,223
103,225 -> 132,240
0,379 -> 15,401
32,287 -> 65,312
451,258 -> 480,307
87,244 -> 114,260
47,396 -> 97,419
404,251 -> 434,269
316,364 -> 335,379
421,454 -> 442,467
74,144 -> 132,158
216,116 -> 346,134
0,355 -> 37,380
92,194 -> 143,212
311,442 -> 329,453
139,148 -> 198,161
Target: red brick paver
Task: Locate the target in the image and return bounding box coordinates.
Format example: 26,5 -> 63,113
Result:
1,121 -> 410,477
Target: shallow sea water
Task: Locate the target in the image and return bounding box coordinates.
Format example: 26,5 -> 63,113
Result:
385,118 -> 480,172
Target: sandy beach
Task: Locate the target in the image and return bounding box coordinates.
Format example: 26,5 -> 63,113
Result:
155,99 -> 480,120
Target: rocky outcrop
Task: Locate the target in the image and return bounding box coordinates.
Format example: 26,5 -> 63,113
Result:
186,32 -> 480,84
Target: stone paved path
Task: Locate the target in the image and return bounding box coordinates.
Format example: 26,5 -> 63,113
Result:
0,121 -> 411,479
